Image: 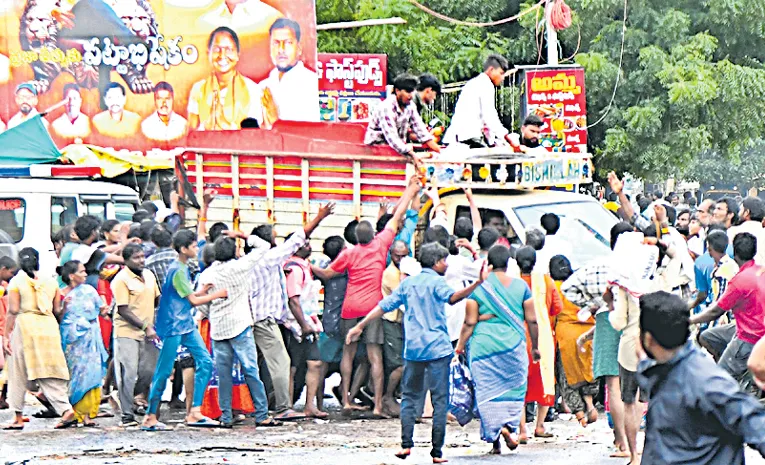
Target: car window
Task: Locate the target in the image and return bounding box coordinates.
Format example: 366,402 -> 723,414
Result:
455,206 -> 518,242
85,202 -> 108,220
513,200 -> 617,268
0,198 -> 25,242
51,196 -> 78,236
114,201 -> 136,222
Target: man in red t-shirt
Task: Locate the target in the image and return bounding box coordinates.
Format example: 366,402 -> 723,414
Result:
690,232 -> 765,381
314,176 -> 420,417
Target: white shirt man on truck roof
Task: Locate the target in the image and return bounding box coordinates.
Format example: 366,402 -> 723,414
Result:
442,54 -> 512,148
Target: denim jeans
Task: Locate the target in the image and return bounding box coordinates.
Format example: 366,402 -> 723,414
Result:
400,355 -> 451,458
147,330 -> 212,416
213,327 -> 269,424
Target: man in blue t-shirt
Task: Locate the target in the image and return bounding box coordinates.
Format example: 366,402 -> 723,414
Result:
346,242 -> 487,463
142,229 -> 228,431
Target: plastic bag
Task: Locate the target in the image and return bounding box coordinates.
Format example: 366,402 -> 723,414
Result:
448,356 -> 475,426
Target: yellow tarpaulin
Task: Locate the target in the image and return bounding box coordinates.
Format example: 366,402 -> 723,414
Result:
60,144 -> 178,178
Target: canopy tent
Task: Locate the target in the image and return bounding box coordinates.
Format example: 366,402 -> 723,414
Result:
0,115 -> 61,165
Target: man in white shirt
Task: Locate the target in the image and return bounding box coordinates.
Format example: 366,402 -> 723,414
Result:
7,83 -> 49,130
729,196 -> 765,265
443,54 -> 512,147
539,212 -> 574,270
51,83 -> 91,140
141,81 -> 188,142
259,18 -> 320,124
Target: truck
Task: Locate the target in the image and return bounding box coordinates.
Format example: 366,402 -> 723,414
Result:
176,121 -> 613,267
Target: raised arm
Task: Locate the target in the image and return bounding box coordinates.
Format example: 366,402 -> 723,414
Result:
386,176 -> 421,232
464,187 -> 482,238
449,261 -> 489,304
303,203 -> 335,238
197,189 -> 216,243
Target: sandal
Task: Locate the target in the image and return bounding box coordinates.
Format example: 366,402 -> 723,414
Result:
256,417 -> 283,427
2,423 -> 24,430
54,418 -> 78,430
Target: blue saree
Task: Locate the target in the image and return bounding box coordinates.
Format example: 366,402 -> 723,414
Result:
60,284 -> 108,406
468,273 -> 531,442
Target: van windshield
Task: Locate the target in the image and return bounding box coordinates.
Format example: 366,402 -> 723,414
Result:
0,198 -> 25,243
514,200 -> 617,269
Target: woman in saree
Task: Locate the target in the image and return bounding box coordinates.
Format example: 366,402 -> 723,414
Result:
516,245 -> 562,441
2,248 -> 77,430
549,255 -> 599,427
455,245 -> 540,455
58,260 -> 108,426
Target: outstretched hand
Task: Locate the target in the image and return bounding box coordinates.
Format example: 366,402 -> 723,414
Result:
607,171 -> 623,195
203,189 -> 217,206
477,260 -> 492,283
318,202 -> 336,220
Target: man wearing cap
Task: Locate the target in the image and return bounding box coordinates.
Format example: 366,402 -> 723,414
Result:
8,83 -> 49,130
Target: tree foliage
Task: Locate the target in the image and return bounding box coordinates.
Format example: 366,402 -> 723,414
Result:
316,0 -> 765,183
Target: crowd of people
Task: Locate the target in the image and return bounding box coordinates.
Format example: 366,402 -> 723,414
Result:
4,170 -> 765,463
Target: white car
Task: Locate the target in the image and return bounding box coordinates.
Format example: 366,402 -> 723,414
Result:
0,177 -> 138,276
425,188 -> 618,269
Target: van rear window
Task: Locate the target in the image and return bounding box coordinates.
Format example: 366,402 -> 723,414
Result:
0,198 -> 25,243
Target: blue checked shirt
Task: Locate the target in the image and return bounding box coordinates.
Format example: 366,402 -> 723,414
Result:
249,229 -> 307,324
146,247 -> 178,288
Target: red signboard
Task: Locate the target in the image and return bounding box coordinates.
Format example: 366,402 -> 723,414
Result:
524,67 -> 587,153
317,53 -> 387,123
0,0 -> 319,153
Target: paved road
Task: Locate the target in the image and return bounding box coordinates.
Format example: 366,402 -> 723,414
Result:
3,385 -> 765,465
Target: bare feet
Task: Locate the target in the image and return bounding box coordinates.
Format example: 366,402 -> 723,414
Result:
304,407 -> 329,419
382,397 -> 401,417
395,448 -> 411,460
501,427 -> 519,451
372,408 -> 392,419
342,403 -> 368,413
432,458 -> 448,463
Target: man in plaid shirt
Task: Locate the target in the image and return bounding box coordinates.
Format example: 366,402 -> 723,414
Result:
145,225 -> 177,287
364,74 -> 441,157
196,203 -> 334,427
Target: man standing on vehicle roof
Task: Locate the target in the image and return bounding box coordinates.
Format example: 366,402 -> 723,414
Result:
364,74 -> 441,160
442,54 -> 512,148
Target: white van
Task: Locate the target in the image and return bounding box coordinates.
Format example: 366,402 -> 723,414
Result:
0,177 -> 138,276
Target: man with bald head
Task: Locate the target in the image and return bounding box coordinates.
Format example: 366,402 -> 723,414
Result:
688,199 -> 715,258
380,240 -> 415,417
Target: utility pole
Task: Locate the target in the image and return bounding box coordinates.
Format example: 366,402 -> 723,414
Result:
545,0 -> 559,65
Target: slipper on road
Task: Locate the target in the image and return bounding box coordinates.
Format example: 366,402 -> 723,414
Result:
140,422 -> 170,432
54,418 -> 78,430
274,409 -> 305,421
186,417 -> 220,428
